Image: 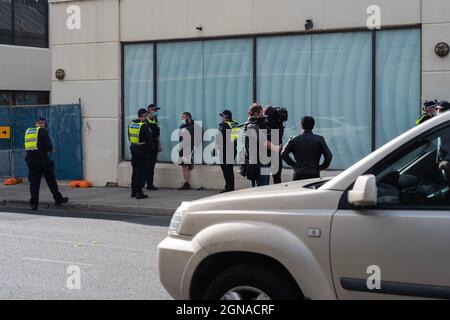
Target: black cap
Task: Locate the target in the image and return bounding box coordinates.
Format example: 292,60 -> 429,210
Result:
147,104 -> 161,111
220,109 -> 232,119
424,100 -> 438,109
138,108 -> 148,117
36,117 -> 46,122
438,100 -> 450,111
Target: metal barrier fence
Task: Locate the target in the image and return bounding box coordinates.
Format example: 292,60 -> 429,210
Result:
0,104 -> 83,179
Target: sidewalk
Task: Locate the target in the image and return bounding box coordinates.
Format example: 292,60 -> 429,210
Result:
0,182 -> 219,216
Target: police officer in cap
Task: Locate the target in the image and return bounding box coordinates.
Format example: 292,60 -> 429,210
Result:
128,108 -> 154,199
417,100 -> 438,125
25,118 -> 69,210
146,104 -> 161,191
217,109 -> 239,193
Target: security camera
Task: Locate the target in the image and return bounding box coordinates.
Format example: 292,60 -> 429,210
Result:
305,19 -> 313,31
196,25 -> 203,31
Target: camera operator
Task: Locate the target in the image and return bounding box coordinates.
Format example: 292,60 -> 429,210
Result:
264,106 -> 287,184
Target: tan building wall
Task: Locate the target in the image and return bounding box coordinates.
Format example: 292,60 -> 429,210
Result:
49,0 -> 450,187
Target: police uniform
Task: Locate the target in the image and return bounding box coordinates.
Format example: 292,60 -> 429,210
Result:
218,110 -> 239,192
128,111 -> 154,199
24,120 -> 68,210
145,115 -> 160,190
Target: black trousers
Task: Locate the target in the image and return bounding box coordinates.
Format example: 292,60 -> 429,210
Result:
131,152 -> 147,194
27,158 -> 63,206
270,154 -> 283,184
293,172 -> 320,181
220,164 -> 235,191
146,154 -> 157,188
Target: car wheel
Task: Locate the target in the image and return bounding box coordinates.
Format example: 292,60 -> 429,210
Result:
202,264 -> 302,300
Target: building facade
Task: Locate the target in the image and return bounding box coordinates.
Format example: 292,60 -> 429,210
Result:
49,0 -> 450,188
0,0 -> 50,105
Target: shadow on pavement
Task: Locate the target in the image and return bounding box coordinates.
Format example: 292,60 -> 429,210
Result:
0,207 -> 171,227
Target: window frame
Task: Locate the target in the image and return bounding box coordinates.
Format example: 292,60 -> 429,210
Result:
364,121 -> 450,211
0,0 -> 49,48
120,25 -> 422,165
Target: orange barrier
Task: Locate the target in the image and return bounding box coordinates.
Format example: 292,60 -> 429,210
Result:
4,178 -> 23,186
69,180 -> 92,188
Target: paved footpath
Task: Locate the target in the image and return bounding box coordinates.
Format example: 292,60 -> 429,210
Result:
0,182 -> 219,216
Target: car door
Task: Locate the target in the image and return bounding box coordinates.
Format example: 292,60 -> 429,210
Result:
331,123 -> 450,300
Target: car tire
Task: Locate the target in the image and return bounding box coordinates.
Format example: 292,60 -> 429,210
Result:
202,264 -> 302,300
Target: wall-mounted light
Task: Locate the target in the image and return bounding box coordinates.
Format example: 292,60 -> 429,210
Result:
55,68 -> 65,80
305,19 -> 314,31
196,25 -> 203,31
435,42 -> 450,58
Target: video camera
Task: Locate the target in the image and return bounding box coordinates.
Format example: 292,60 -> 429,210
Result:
268,106 -> 288,123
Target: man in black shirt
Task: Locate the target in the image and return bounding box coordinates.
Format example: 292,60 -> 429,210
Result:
265,106 -> 285,184
128,108 -> 154,199
281,116 -> 333,181
178,112 -> 196,190
25,118 -> 68,211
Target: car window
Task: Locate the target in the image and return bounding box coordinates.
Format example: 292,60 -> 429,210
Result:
372,124 -> 450,208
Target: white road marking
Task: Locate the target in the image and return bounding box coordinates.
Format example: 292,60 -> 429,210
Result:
22,257 -> 93,267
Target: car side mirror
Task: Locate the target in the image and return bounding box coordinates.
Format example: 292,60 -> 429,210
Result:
348,175 -> 377,207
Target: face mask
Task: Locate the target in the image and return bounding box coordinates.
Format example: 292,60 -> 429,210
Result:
152,112 -> 158,117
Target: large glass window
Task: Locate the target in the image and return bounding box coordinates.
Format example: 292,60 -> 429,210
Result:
157,41 -> 203,162
0,0 -> 12,44
122,28 -> 421,169
257,32 -> 372,169
312,32 -> 372,169
376,29 -> 421,148
0,90 -> 49,106
257,35 -> 312,146
0,0 -> 48,48
123,44 -> 154,160
203,39 -> 253,134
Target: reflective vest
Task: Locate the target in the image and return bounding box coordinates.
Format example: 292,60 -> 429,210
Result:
128,121 -> 146,145
225,120 -> 240,142
147,117 -> 158,126
24,127 -> 40,151
416,114 -> 431,126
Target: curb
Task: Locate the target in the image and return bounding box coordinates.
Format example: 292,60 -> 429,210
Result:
0,200 -> 176,216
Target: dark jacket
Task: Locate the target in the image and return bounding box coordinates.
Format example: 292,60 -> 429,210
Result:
26,127 -> 53,161
217,121 -> 238,163
129,120 -> 154,156
281,131 -> 333,176
146,117 -> 160,150
242,117 -> 269,165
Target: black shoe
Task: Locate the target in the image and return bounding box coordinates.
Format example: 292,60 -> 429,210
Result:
31,204 -> 38,211
146,185 -> 159,191
131,191 -> 136,198
55,197 -> 69,206
178,183 -> 192,191
136,193 -> 149,200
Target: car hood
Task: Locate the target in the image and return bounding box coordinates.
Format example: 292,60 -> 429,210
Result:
184,178 -> 339,213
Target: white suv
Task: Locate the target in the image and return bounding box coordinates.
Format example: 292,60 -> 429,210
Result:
158,112 -> 450,300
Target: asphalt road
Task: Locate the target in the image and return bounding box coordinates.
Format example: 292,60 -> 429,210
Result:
0,207 -> 172,300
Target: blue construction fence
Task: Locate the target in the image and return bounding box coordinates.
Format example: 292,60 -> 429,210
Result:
0,104 -> 83,179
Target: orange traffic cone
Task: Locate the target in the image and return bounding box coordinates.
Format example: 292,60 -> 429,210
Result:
4,178 -> 23,186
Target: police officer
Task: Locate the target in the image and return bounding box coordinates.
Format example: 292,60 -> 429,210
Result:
128,108 -> 154,199
417,100 -> 438,125
145,104 -> 161,191
217,109 -> 239,193
25,118 -> 68,211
